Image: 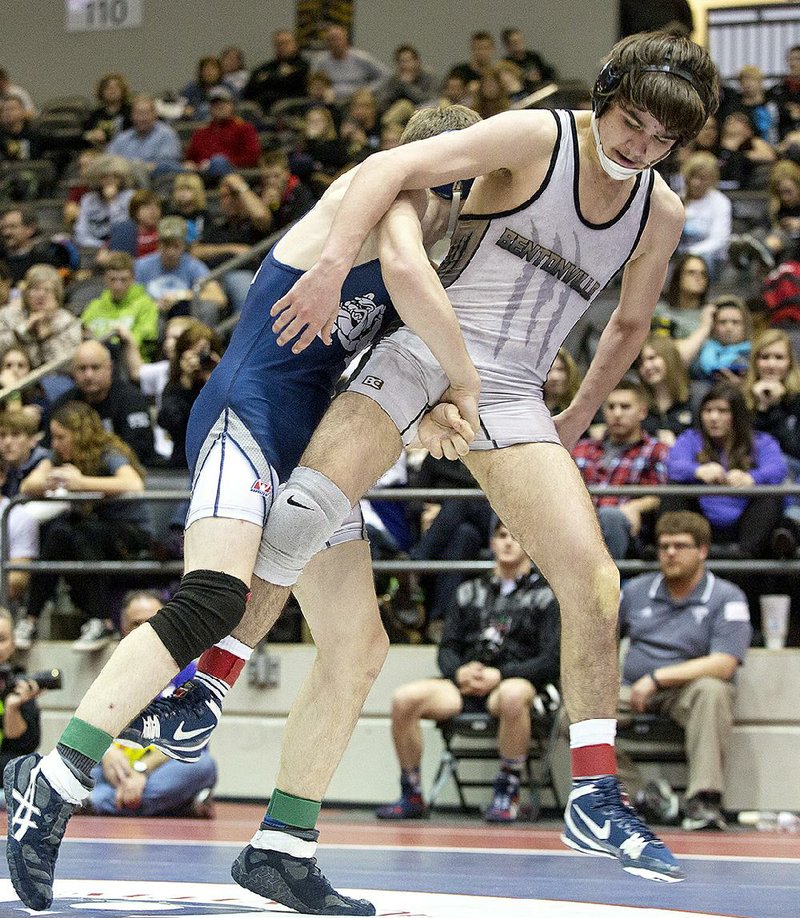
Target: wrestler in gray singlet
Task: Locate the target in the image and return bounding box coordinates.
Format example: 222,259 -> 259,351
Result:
348,109 -> 654,447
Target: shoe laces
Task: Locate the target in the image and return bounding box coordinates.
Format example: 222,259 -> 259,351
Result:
590,778 -> 661,845
141,681 -> 210,721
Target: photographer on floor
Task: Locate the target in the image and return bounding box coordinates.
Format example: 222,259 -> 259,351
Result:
0,607 -> 48,777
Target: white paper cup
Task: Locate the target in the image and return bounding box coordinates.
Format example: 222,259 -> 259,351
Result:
760,594 -> 790,650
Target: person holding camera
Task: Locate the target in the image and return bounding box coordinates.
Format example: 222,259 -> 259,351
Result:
376,521 -> 560,823
0,608 -> 43,778
157,323 -> 223,468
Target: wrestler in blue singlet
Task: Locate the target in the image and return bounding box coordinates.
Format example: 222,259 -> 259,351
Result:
186,248 -> 396,483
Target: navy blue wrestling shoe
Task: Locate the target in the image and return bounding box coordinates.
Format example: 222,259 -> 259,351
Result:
117,677 -> 221,763
4,753 -> 79,910
562,775 -> 685,882
232,835 -> 376,915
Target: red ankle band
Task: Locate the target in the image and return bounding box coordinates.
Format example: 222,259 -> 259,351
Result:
571,743 -> 617,779
198,646 -> 246,686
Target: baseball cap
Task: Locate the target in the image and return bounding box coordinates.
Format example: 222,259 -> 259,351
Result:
208,85 -> 234,102
158,216 -> 187,242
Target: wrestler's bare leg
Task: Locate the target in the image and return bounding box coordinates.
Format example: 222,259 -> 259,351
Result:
463,443 -> 620,724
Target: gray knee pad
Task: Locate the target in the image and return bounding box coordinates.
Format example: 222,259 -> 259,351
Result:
255,466 -> 351,586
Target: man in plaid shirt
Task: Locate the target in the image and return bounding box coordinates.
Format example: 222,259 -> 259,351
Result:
572,380 -> 669,559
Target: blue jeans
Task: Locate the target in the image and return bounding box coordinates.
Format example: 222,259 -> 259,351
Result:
597,506 -> 632,560
89,749 -> 217,816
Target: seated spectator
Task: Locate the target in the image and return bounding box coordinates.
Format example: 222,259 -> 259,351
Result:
192,173 -> 268,313
134,216 -> 227,326
746,329 -> 800,461
166,172 -> 208,244
0,206 -> 73,286
129,315 -> 196,462
377,44 -> 439,112
472,65 -> 512,119
0,408 -> 48,498
243,29 -> 310,116
0,608 -> 45,776
106,94 -> 182,179
0,464 -> 39,606
764,159 -> 800,264
220,46 -> 249,96
652,254 -> 714,360
87,590 -> 217,817
694,296 -> 752,383
310,23 -> 391,103
81,252 -> 159,361
572,381 -> 668,560
63,148 -> 102,233
616,511 -> 751,832
82,72 -> 133,148
18,400 -> 154,652
0,97 -> 45,196
105,189 -> 162,259
408,494 -> 493,627
376,521 -> 560,823
450,31 -> 497,96
769,45 -> 800,141
258,150 -> 316,232
293,106 -> 349,194
666,383 -> 787,557
495,61 -> 528,106
340,89 -> 380,155
543,347 -> 581,416
158,322 -> 222,468
183,86 -> 261,179
501,27 -> 556,90
718,111 -> 776,191
0,346 -> 48,424
678,152 -> 732,282
725,65 -> 779,144
636,335 -> 693,447
0,264 -> 81,368
0,67 -> 36,119
440,69 -> 473,108
50,339 -> 157,465
180,55 -> 237,121
73,154 -> 136,250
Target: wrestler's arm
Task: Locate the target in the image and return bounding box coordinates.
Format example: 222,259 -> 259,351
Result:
554,179 -> 685,452
272,110 -> 556,351
376,193 -> 480,436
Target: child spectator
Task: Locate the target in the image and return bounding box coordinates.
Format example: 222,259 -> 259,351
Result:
73,154 -> 136,250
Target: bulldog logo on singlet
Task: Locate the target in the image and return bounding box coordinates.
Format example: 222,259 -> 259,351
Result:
334,292 -> 386,353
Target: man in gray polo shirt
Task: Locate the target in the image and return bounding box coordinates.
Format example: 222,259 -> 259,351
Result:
617,511 -> 751,831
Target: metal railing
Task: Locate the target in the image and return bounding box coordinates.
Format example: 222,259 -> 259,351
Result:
4,483 -> 800,607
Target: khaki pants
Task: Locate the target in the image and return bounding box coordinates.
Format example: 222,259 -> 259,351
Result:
616,677 -> 736,801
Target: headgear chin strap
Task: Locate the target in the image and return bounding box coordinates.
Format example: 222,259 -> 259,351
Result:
428,180 -> 471,266
590,112 -> 644,181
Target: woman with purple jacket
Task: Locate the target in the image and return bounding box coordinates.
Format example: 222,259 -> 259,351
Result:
667,382 -> 787,556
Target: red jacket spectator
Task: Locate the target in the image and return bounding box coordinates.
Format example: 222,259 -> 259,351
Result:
184,91 -> 260,168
